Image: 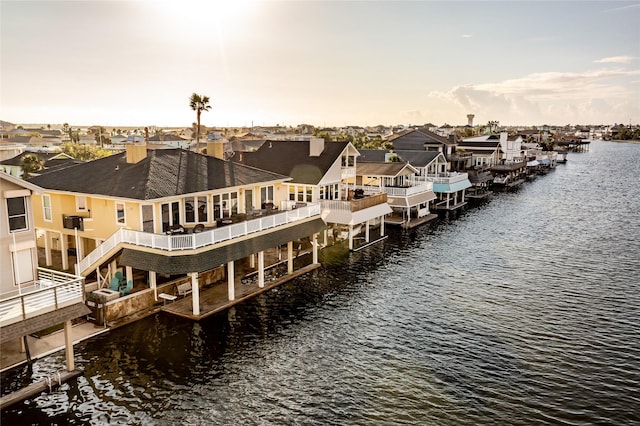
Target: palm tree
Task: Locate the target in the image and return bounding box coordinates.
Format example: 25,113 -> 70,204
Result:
20,153 -> 45,178
189,93 -> 211,153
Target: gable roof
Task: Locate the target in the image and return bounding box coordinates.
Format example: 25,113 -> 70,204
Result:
233,140 -> 350,185
27,148 -> 289,200
0,151 -> 75,166
356,162 -> 418,177
389,128 -> 452,150
392,150 -> 441,167
357,149 -> 441,168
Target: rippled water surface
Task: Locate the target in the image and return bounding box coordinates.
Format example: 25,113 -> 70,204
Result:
3,141 -> 640,425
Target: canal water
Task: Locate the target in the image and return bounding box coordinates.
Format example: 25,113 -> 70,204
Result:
2,141 -> 640,425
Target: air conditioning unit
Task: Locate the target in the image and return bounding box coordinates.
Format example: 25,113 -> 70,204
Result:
63,215 -> 84,231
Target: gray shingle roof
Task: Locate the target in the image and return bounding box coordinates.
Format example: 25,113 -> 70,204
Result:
27,148 -> 289,200
390,128 -> 452,150
234,140 -> 349,185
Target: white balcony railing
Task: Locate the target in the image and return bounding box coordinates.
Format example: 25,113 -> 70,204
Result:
76,203 -> 321,274
0,268 -> 85,327
341,166 -> 356,179
417,172 -> 469,185
355,181 -> 433,198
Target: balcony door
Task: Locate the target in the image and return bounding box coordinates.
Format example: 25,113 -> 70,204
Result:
142,205 -> 154,233
161,201 -> 180,233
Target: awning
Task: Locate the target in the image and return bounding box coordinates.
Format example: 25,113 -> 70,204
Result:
433,179 -> 472,194
120,218 -> 326,275
323,202 -> 393,226
388,191 -> 437,208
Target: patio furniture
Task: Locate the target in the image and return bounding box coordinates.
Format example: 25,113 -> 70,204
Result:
177,282 -> 192,297
119,280 -> 133,296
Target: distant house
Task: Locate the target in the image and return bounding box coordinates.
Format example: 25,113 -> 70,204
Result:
388,128 -> 459,159
0,151 -> 79,178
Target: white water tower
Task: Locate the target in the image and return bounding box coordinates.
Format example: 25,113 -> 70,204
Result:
467,114 -> 475,126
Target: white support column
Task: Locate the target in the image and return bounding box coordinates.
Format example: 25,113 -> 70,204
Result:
191,272 -> 200,316
61,233 -> 69,271
44,230 -> 52,266
312,233 -> 318,264
348,225 -> 354,251
64,320 -> 74,371
287,241 -> 293,274
250,253 -> 256,269
381,215 -> 385,236
258,251 -> 265,288
149,271 -> 157,301
365,221 -> 370,243
227,261 -> 235,300
447,193 -> 451,208
125,266 -> 133,285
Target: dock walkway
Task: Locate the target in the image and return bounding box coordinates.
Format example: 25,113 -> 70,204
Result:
162,263 -> 320,320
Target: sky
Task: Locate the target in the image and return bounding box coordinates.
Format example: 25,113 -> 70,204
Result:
1,0 -> 639,128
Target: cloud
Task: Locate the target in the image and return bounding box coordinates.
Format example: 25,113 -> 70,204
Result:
594,56 -> 635,64
461,34 -> 472,38
429,68 -> 640,124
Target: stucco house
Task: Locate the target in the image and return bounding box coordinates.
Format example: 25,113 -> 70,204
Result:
26,144 -> 326,323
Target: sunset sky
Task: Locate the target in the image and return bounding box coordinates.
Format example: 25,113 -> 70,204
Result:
2,0 -> 639,128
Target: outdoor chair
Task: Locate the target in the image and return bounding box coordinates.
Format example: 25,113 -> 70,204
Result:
119,280 -> 133,296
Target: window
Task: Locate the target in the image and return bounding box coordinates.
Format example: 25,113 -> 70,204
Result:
43,194 -> 52,221
260,186 -> 273,204
185,196 -> 208,223
116,202 -> 126,224
213,191 -> 237,219
76,196 -> 87,212
7,197 -> 27,232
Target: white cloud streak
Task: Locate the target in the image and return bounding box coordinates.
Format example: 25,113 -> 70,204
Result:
594,56 -> 635,64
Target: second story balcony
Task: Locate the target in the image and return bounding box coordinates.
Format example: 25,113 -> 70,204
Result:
76,204 -> 322,276
417,172 -> 469,185
320,193 -> 391,226
354,180 -> 434,198
0,268 -> 85,328
341,166 -> 357,180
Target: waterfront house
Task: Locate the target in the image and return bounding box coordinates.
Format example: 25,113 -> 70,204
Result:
1,172 -> 87,372
354,157 -> 436,228
358,148 -> 470,216
26,144 -> 326,323
461,133 -> 527,188
233,139 -> 392,250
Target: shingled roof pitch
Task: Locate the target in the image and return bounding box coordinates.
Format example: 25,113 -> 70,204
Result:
27,148 -> 288,200
234,140 -> 349,185
393,150 -> 441,167
390,129 -> 451,150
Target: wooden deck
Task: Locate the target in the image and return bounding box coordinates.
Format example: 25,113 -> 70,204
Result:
161,263 -> 321,320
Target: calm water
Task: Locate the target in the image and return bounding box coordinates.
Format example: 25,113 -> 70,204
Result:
2,141 -> 640,425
